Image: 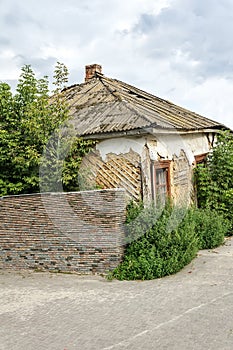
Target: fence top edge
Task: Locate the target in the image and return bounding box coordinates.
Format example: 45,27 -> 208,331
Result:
0,188 -> 126,200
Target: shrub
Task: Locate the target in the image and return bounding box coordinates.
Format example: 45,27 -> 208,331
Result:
112,201 -> 230,281
190,208 -> 229,249
113,203 -> 199,280
195,130 -> 233,233
125,200 -> 144,224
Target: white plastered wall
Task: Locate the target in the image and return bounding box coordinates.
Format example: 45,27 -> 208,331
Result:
95,132 -> 214,203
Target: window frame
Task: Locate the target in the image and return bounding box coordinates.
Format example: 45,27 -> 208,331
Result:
151,160 -> 171,204
195,153 -> 208,165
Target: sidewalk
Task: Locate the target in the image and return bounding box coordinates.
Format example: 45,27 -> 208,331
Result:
0,237 -> 233,349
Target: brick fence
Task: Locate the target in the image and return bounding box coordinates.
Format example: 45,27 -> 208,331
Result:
0,189 -> 126,273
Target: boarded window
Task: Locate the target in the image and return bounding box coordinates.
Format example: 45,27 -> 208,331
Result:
152,161 -> 171,205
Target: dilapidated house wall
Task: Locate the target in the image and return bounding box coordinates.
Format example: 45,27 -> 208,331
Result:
78,131 -> 216,205
81,148 -> 142,201
60,64 -> 226,205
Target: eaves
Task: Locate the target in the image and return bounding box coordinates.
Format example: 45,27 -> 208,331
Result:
81,126 -> 226,140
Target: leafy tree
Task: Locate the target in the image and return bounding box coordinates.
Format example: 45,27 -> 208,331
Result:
0,63 -> 95,196
62,138 -> 96,191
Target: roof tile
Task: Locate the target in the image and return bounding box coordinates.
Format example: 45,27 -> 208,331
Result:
61,73 -> 225,136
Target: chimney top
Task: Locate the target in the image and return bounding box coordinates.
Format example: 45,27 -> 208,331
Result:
85,64 -> 102,82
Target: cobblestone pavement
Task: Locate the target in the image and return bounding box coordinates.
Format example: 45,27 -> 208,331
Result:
1,238 -> 233,350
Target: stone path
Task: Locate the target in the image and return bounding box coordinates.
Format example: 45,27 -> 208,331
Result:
1,237 -> 233,349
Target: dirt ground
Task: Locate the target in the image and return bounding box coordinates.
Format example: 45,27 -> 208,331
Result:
1,238 -> 233,350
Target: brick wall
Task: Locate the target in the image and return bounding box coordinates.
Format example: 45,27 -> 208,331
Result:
0,189 -> 126,274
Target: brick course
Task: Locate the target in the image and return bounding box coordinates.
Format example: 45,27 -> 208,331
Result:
0,189 -> 126,273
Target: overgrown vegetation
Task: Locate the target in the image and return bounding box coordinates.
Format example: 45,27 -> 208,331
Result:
110,129 -> 233,281
0,63 -> 95,196
195,130 -> 233,233
110,200 -> 228,281
190,208 -> 228,249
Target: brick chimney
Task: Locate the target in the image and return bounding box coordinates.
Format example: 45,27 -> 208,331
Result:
85,64 -> 102,82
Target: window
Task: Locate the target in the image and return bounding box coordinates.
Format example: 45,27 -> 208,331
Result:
195,153 -> 208,165
151,161 -> 171,205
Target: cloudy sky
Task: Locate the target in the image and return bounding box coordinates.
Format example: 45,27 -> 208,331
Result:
1,0 -> 233,129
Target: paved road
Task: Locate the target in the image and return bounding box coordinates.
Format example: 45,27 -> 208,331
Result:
1,238 -> 233,350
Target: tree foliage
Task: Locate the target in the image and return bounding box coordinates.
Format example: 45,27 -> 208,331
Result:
0,63 -> 95,196
195,130 -> 233,232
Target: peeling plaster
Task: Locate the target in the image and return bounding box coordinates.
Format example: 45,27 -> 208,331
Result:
95,132 -> 214,203
182,133 -> 212,157
147,134 -> 195,165
96,137 -> 146,161
97,133 -> 212,166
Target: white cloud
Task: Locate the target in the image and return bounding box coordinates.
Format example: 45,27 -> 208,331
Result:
0,0 -> 233,129
179,78 -> 233,129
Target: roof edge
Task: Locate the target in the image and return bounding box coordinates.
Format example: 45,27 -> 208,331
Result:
81,126 -> 228,140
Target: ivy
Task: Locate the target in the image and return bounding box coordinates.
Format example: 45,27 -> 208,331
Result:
195,130 -> 233,232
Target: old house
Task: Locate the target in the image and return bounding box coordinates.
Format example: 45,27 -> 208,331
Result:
62,64 -> 226,205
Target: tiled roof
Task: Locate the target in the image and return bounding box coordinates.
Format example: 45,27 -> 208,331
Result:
62,72 -> 225,137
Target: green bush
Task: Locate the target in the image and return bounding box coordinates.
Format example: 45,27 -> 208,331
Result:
113,203 -> 199,280
124,200 -> 163,243
111,203 -> 229,281
195,130 -> 233,233
190,208 -> 229,249
125,200 -> 144,224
